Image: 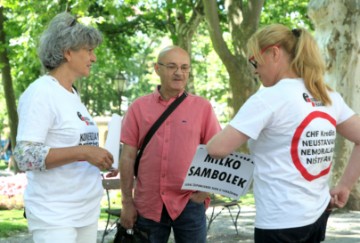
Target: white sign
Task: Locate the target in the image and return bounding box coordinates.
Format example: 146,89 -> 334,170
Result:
182,145 -> 254,200
104,114 -> 122,169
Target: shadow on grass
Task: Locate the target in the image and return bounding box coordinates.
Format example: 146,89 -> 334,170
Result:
0,222 -> 28,238
0,211 -> 28,238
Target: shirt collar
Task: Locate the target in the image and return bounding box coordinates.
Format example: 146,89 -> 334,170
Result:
154,85 -> 186,102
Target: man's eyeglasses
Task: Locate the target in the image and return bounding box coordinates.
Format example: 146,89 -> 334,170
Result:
248,44 -> 280,69
157,62 -> 191,73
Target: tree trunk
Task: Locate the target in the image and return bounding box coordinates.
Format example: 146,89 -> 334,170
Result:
170,0 -> 204,94
203,0 -> 264,118
0,7 -> 19,173
308,0 -> 360,210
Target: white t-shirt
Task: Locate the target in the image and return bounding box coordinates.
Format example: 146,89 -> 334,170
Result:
229,78 -> 354,229
17,75 -> 103,230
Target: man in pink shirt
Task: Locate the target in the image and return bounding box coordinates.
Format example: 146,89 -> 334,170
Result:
120,46 -> 221,243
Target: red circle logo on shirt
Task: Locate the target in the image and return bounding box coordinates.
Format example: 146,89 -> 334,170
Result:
291,111 -> 336,181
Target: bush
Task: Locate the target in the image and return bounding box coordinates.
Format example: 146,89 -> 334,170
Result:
0,173 -> 27,210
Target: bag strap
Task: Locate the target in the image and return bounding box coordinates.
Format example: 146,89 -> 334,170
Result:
134,91 -> 188,177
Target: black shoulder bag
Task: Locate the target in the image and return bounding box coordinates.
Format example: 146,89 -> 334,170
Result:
134,91 -> 187,177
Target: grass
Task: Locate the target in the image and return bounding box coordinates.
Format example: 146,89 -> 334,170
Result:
0,209 -> 28,238
0,192 -> 121,238
0,160 -> 7,170
239,192 -> 255,206
0,208 -> 116,238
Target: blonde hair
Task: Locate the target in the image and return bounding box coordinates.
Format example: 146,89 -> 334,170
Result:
247,24 -> 332,105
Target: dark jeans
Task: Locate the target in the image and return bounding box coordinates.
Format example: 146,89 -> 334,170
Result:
136,200 -> 207,243
254,209 -> 332,243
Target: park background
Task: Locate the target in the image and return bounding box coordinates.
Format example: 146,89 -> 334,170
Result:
1,0 -> 360,241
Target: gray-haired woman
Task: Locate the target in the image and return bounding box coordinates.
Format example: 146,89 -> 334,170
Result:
14,12 -> 113,243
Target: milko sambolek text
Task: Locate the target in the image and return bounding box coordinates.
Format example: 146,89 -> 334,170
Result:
187,155 -> 249,188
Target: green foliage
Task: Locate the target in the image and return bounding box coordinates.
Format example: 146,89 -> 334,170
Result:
0,0 -> 312,122
191,22 -> 231,124
0,160 -> 6,170
240,192 -> 255,206
3,1 -> 69,92
262,0 -> 312,29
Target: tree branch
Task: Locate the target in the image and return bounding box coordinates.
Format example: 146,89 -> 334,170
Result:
203,0 -> 236,72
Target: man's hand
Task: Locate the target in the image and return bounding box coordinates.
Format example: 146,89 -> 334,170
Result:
121,200 -> 138,229
190,191 -> 210,204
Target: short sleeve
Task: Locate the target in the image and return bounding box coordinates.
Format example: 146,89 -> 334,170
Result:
332,92 -> 355,125
230,94 -> 273,140
200,101 -> 221,143
16,82 -> 54,143
120,103 -> 140,148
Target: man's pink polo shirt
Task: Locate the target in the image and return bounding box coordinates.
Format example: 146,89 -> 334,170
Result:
121,88 -> 221,222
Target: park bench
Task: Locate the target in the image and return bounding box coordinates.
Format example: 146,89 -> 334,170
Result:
207,194 -> 241,234
101,177 -> 121,243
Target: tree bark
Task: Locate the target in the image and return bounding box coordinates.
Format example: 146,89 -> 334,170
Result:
174,0 -> 204,94
308,0 -> 360,210
0,7 -> 19,173
203,0 -> 264,118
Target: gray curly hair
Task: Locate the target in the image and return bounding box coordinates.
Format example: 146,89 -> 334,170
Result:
38,12 -> 103,71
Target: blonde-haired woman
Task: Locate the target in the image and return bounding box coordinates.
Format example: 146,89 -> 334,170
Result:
207,24 -> 360,243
